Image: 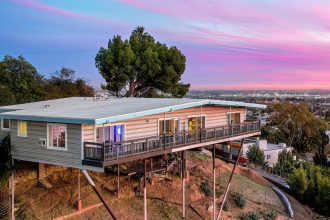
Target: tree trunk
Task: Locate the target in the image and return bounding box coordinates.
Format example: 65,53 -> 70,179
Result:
129,80 -> 137,97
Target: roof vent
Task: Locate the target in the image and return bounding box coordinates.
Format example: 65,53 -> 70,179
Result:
43,104 -> 50,108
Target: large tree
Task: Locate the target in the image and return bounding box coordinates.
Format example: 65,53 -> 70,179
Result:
262,102 -> 329,153
46,67 -> 94,99
0,55 -> 45,105
95,26 -> 190,97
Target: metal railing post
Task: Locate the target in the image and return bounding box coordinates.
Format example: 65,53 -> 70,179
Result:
102,143 -> 105,161
83,142 -> 86,160
184,130 -> 186,145
116,143 -> 119,160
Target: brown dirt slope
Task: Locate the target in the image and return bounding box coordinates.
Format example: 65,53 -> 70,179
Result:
10,152 -> 313,220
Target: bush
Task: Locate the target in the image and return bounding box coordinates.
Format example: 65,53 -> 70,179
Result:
287,162 -> 330,216
232,193 -> 246,209
262,210 -> 277,220
200,180 -> 212,196
274,149 -> 295,176
246,144 -> 266,166
287,166 -> 308,199
223,201 -> 229,211
239,211 -> 259,220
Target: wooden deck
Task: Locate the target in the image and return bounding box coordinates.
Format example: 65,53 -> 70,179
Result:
82,121 -> 261,167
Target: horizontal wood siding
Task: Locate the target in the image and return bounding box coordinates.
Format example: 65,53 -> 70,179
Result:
0,130 -> 10,143
10,120 -> 84,169
83,124 -> 95,142
88,106 -> 246,141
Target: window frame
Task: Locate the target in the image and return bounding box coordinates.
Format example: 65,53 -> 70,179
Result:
157,117 -> 180,135
1,119 -> 10,131
227,112 -> 241,125
47,123 -> 68,151
94,123 -> 125,143
17,121 -> 27,137
186,114 -> 206,131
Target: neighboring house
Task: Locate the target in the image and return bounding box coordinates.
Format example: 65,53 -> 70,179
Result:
0,97 -> 265,172
218,138 -> 292,167
243,139 -> 293,167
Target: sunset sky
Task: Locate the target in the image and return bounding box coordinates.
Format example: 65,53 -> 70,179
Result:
1,0 -> 330,90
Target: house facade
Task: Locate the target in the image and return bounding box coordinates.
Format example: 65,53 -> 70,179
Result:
218,138 -> 292,167
0,97 -> 265,172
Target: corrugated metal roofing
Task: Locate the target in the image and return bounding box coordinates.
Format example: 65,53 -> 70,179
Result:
0,97 -> 266,124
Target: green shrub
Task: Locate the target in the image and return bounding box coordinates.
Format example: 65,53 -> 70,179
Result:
232,193 -> 246,209
246,144 -> 266,166
223,201 -> 229,211
287,166 -> 308,199
262,210 -> 277,220
239,211 -> 259,220
200,180 -> 212,196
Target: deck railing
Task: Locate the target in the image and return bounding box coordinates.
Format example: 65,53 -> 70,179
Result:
83,121 -> 260,162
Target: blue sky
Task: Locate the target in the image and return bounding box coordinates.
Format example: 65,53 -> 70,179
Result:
1,0 -> 330,90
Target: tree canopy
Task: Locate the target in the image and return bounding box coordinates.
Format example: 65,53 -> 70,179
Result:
246,144 -> 266,166
0,55 -> 94,106
46,67 -> 94,99
261,102 -> 329,153
0,55 -> 45,105
95,26 -> 190,97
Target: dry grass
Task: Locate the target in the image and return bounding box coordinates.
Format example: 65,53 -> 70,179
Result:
10,154 -> 313,220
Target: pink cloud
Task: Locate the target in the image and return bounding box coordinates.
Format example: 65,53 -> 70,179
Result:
117,0 -> 275,24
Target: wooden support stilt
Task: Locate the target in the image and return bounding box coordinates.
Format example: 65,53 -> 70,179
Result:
144,158 -> 147,220
77,169 -> 82,211
81,170 -> 117,220
117,164 -> 120,198
138,162 -> 141,196
11,167 -> 15,220
216,138 -> 245,220
182,151 -> 186,219
213,145 -> 216,220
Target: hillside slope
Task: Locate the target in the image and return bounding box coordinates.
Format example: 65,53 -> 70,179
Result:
10,152 -> 312,220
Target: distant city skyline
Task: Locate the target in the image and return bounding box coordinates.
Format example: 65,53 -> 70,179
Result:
1,0 -> 330,90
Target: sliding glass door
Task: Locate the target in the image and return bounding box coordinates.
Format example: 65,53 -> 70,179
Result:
96,125 -> 124,143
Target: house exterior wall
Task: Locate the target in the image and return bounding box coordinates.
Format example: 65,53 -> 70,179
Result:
242,140 -> 292,168
0,130 -> 10,143
10,120 -> 102,171
84,106 -> 246,142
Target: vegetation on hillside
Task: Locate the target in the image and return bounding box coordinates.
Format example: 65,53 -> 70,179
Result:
273,149 -> 295,177
0,55 -> 94,106
95,26 -> 190,97
325,111 -> 330,122
261,102 -> 329,158
276,153 -> 330,216
246,144 -> 266,167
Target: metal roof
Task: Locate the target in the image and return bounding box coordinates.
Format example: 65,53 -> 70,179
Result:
0,97 -> 266,124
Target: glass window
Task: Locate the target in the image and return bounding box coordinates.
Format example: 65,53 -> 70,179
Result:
1,119 -> 10,130
48,124 -> 67,149
188,116 -> 205,132
159,119 -> 179,135
17,121 -> 27,137
267,155 -> 271,159
230,147 -> 240,155
96,125 -> 124,143
227,113 -> 241,125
